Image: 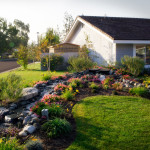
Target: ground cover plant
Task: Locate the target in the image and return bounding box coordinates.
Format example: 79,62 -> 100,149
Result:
67,96 -> 150,150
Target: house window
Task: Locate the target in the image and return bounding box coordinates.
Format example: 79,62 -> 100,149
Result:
136,45 -> 150,65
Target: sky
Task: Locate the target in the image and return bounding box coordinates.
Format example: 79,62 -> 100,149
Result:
0,0 -> 150,43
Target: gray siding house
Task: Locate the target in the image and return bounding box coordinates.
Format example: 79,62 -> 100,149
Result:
64,16 -> 150,68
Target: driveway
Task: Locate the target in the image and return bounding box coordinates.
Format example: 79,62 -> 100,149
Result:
0,61 -> 20,73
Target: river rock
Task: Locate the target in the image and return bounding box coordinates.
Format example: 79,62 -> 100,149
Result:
19,130 -> 27,137
0,107 -> 9,116
23,125 -> 36,134
20,87 -> 39,101
23,115 -> 32,125
5,114 -> 18,123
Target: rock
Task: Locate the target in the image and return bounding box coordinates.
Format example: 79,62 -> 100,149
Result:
0,123 -> 13,128
23,115 -> 32,125
41,109 -> 49,120
137,83 -> 142,87
9,103 -> 17,110
99,75 -> 105,81
18,116 -> 24,122
5,114 -> 18,123
23,125 -> 36,134
30,117 -> 40,124
33,123 -> 40,129
0,107 -> 9,116
19,130 -> 27,137
20,87 -> 39,101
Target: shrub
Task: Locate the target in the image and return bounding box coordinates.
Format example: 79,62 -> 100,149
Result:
62,90 -> 75,101
0,74 -> 23,102
68,78 -> 83,87
17,45 -> 28,70
112,82 -> 123,91
0,127 -> 21,137
68,56 -> 96,72
101,77 -> 114,90
41,94 -> 61,104
41,54 -> 64,71
121,55 -> 145,76
42,118 -> 72,138
115,68 -> 129,76
129,87 -> 149,97
89,82 -> 100,93
42,72 -> 52,81
0,137 -> 24,150
54,83 -> 70,93
25,140 -> 44,150
81,75 -> 100,83
31,102 -> 64,118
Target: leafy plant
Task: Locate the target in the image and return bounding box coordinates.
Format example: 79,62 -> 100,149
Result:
112,82 -> 123,91
0,137 -> 24,150
129,87 -> 149,97
41,54 -> 64,71
101,77 -> 114,90
25,140 -> 44,150
0,127 -> 21,137
54,83 -> 70,93
89,82 -> 100,93
62,90 -> 75,101
17,45 -> 28,69
42,118 -> 72,138
42,72 -> 52,81
121,55 -> 145,76
0,74 -> 23,102
68,56 -> 96,72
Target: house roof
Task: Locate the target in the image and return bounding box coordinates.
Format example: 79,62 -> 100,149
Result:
79,16 -> 150,40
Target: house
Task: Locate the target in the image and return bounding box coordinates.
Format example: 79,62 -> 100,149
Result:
64,16 -> 150,68
49,43 -> 79,62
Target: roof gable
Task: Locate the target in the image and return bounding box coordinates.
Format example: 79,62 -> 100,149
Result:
79,16 -> 150,40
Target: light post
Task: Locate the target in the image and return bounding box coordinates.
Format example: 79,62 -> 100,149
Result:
37,32 -> 39,46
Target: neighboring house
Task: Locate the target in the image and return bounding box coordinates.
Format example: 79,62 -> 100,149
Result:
64,16 -> 150,68
49,43 -> 79,62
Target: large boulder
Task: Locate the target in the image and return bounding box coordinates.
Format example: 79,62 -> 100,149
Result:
20,87 -> 39,101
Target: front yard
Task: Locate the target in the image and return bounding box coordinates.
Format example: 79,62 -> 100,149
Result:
68,96 -> 150,150
0,63 -> 67,87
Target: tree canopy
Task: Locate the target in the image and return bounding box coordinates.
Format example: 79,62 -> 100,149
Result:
0,18 -> 30,55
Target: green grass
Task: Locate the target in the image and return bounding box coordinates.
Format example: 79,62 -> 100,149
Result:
0,63 -> 67,86
68,96 -> 150,150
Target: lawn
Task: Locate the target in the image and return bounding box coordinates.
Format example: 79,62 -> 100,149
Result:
68,96 -> 150,150
0,63 -> 67,86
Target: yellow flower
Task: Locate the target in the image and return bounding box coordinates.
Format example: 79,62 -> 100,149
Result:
0,140 -> 2,143
32,138 -> 38,141
56,105 -> 60,107
66,108 -> 69,112
76,89 -> 79,93
70,103 -> 73,107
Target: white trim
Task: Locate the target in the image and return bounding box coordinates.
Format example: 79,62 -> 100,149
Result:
145,65 -> 150,68
114,40 -> 150,44
133,44 -> 136,57
64,17 -> 113,43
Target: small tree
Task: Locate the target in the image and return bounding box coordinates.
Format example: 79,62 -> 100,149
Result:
17,45 -> 28,69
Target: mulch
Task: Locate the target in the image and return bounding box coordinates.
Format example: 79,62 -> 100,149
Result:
0,61 -> 20,73
32,87 -> 133,150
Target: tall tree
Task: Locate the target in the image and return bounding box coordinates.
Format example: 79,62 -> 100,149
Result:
0,18 -> 30,55
62,12 -> 74,40
39,28 -> 60,52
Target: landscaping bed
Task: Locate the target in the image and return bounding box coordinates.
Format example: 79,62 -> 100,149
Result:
0,68 -> 150,149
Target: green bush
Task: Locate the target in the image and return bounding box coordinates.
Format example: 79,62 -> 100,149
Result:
121,55 -> 145,76
129,87 -> 149,97
31,102 -> 64,118
0,137 -> 24,150
68,56 -> 96,72
42,118 -> 72,138
62,90 -> 75,101
42,72 -> 52,81
0,74 -> 23,102
41,54 -> 64,71
89,82 -> 99,93
25,140 -> 44,150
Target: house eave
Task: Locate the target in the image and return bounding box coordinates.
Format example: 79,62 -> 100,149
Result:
114,40 -> 150,44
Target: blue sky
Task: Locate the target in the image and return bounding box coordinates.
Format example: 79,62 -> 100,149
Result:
0,0 -> 150,42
